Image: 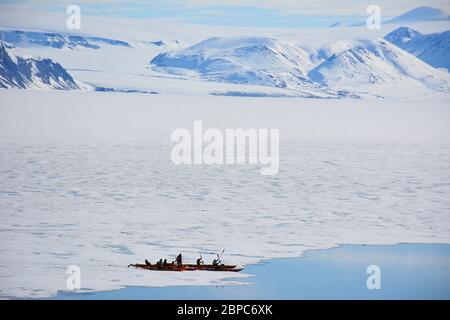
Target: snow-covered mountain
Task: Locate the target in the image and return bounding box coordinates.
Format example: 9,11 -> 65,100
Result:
308,39 -> 450,96
150,36 -> 360,98
384,27 -> 422,46
329,22 -> 343,28
387,6 -> 450,23
0,30 -> 130,49
150,35 -> 450,97
151,37 -> 313,87
3,25 -> 447,97
0,42 -> 84,89
315,40 -> 357,61
384,27 -> 450,71
142,39 -> 180,48
150,36 -> 356,98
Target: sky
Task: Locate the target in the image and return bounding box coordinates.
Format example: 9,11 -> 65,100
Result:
0,0 -> 449,28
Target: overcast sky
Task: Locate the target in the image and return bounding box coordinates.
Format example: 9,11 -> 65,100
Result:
1,0 -> 449,27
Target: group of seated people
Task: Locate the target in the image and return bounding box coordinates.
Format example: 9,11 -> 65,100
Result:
143,253 -> 222,268
145,253 -> 184,268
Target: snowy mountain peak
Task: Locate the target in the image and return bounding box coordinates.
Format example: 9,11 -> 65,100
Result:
142,39 -> 180,49
315,40 -> 359,61
329,22 -> 343,28
149,35 -> 450,98
189,36 -> 279,50
384,27 -> 450,71
0,42 -> 84,90
151,36 -> 313,86
388,6 -> 450,23
384,27 -> 423,45
150,36 -> 354,98
308,38 -> 450,96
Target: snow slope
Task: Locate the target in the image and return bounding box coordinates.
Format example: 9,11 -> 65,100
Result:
308,39 -> 450,96
0,42 -> 85,90
384,27 -> 450,71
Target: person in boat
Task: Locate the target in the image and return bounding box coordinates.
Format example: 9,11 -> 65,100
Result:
176,253 -> 182,266
157,259 -> 163,267
145,259 -> 151,266
163,259 -> 168,267
196,256 -> 204,266
212,254 -> 224,268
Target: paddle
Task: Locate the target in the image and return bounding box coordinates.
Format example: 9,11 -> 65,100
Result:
217,249 -> 225,265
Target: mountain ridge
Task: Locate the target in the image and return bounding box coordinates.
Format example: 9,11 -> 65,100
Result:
384,27 -> 450,71
150,36 -> 450,97
387,6 -> 450,23
0,30 -> 131,50
308,38 -> 450,96
0,42 -> 85,90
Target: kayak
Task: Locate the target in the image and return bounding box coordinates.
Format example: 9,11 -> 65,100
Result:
128,263 -> 243,272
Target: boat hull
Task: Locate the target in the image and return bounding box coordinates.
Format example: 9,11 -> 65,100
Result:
128,263 -> 243,272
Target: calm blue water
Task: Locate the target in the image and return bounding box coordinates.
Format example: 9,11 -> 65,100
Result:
52,244 -> 450,299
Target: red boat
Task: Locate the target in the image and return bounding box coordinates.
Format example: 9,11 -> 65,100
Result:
128,263 -> 243,272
